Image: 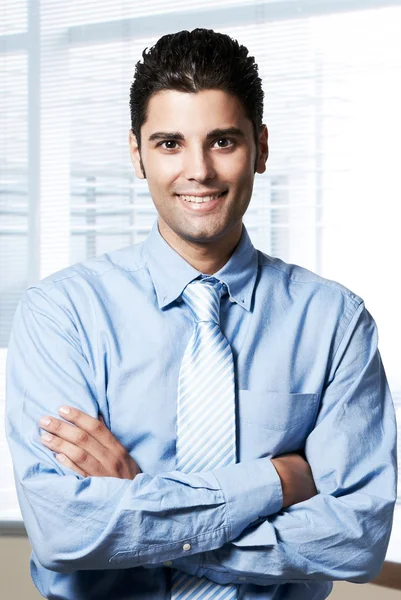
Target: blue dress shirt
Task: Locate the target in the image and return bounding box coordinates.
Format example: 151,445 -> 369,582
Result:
5,218 -> 397,600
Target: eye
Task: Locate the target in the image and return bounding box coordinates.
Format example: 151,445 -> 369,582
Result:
159,140 -> 179,150
214,138 -> 234,148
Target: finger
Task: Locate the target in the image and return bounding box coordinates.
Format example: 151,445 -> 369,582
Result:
56,453 -> 88,477
40,432 -> 105,476
57,407 -> 122,455
39,415 -> 109,468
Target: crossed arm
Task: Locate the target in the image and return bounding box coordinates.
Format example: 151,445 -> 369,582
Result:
38,408 -> 316,510
5,287 -> 397,585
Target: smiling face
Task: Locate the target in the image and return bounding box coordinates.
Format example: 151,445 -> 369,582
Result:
129,88 -> 268,261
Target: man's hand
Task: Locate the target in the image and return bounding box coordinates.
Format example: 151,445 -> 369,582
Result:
39,406 -> 141,479
271,452 -> 318,509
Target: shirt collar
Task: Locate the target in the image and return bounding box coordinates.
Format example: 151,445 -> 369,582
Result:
143,218 -> 258,311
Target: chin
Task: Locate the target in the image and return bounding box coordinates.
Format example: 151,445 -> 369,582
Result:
186,229 -> 235,245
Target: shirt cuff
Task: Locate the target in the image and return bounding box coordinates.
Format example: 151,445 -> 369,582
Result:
212,457 -> 283,540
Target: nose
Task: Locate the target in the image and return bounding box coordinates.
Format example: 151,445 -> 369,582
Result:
182,146 -> 216,182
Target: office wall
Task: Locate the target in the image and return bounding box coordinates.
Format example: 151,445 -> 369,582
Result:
0,536 -> 399,599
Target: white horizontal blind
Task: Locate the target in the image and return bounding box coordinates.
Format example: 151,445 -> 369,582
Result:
0,0 -> 29,523
67,0 -> 271,26
0,1 -> 400,563
0,0 -> 27,35
0,53 -> 28,346
69,38 -> 157,263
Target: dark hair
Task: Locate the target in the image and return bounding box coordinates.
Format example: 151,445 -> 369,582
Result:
129,28 -> 264,151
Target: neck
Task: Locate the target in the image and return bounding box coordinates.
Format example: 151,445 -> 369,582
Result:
157,220 -> 243,274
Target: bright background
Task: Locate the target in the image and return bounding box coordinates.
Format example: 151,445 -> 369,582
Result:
1,0 -> 400,563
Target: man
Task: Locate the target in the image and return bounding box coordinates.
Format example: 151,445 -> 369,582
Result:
5,28 -> 397,600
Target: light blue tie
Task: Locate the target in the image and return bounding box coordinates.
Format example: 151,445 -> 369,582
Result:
171,276 -> 238,600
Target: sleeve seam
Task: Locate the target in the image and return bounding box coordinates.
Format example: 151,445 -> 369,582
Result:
327,300 -> 365,383
22,291 -> 88,363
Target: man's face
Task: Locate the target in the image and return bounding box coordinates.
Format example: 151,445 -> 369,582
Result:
129,89 -> 268,248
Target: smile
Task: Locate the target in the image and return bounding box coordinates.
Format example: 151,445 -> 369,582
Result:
176,191 -> 227,204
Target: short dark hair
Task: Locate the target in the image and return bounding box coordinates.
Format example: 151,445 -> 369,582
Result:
129,28 -> 264,151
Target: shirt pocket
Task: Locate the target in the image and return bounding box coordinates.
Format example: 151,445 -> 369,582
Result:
238,389 -> 320,459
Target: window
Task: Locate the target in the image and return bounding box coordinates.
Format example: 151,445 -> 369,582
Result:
1,0 -> 400,567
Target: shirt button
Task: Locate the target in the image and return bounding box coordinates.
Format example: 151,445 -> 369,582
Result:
163,561 -> 173,567
229,296 -> 235,303
183,543 -> 191,551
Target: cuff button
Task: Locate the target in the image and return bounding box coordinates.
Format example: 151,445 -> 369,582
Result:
182,543 -> 191,551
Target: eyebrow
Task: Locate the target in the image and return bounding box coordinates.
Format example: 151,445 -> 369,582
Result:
148,127 -> 246,143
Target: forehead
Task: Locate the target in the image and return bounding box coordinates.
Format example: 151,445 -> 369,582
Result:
143,89 -> 252,135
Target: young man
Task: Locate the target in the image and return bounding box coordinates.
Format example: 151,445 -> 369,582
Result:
6,28 -> 397,600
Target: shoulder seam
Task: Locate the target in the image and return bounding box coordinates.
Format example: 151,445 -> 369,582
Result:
25,262 -> 146,291
259,260 -> 361,307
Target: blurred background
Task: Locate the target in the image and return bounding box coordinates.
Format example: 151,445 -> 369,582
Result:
0,0 -> 400,597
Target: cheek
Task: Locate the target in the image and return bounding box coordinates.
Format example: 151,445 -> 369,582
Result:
220,151 -> 253,183
148,159 -> 181,192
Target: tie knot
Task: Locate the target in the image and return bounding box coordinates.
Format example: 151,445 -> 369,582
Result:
181,277 -> 225,324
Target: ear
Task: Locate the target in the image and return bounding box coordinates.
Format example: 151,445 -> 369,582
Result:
255,125 -> 269,175
129,129 -> 146,179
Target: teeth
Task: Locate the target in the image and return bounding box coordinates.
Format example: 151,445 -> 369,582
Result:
179,192 -> 224,203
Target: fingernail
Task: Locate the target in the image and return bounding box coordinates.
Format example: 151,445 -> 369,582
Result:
39,417 -> 51,426
41,433 -> 53,442
59,406 -> 70,415
57,454 -> 66,462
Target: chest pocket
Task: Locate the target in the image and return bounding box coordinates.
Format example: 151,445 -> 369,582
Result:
237,389 -> 320,460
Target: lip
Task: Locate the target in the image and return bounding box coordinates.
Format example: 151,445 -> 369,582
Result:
176,191 -> 227,213
175,191 -> 225,197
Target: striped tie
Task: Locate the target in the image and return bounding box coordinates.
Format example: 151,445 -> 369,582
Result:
171,276 -> 238,600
